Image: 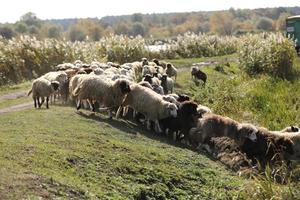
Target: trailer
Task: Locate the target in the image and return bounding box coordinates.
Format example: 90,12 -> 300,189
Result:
286,15 -> 300,53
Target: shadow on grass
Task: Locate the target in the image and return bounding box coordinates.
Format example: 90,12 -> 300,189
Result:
74,108 -> 216,161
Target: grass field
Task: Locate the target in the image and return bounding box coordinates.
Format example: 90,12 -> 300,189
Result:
1,56 -> 300,199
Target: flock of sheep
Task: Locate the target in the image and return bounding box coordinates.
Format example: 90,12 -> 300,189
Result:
27,57 -> 300,173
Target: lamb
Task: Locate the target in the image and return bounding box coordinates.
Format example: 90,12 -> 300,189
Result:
27,77 -> 60,109
191,66 -> 207,84
165,63 -> 177,81
73,76 -> 131,118
161,74 -> 174,94
188,114 -> 258,149
118,84 -> 177,133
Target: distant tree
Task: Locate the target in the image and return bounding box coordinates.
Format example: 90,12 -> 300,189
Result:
0,26 -> 15,39
20,12 -> 41,28
131,22 -> 146,36
48,25 -> 62,38
28,25 -> 39,35
131,13 -> 143,22
114,22 -> 130,35
256,17 -> 274,31
68,26 -> 86,41
14,22 -> 28,34
77,19 -> 104,41
210,11 -> 234,35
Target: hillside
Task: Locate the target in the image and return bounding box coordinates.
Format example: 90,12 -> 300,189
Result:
1,56 -> 300,199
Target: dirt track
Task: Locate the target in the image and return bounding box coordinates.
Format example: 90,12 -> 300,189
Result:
0,90 -> 31,114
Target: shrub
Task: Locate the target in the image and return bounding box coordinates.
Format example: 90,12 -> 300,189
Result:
238,33 -> 296,79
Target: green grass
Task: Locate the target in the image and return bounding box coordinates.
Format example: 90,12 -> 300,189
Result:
0,81 -> 31,95
0,96 -> 31,109
1,55 -> 300,199
0,106 -> 248,199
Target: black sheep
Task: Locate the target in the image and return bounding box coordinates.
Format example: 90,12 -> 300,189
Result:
191,67 -> 207,84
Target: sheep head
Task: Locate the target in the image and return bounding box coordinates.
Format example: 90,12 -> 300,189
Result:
238,123 -> 258,142
51,81 -> 60,91
167,103 -> 177,118
117,79 -> 131,94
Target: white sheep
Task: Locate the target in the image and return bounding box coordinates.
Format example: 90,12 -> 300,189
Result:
142,65 -> 157,77
118,84 -> 177,132
73,76 -> 131,118
42,71 -> 68,102
27,77 -> 60,109
197,104 -> 212,117
165,63 -> 177,81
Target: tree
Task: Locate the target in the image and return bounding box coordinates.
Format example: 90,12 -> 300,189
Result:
20,12 -> 41,28
131,22 -> 146,36
131,13 -> 143,22
15,22 -> 28,34
68,26 -> 86,41
276,13 -> 289,31
48,25 -> 62,38
256,17 -> 274,31
0,26 -> 15,39
114,22 -> 130,35
210,11 -> 234,35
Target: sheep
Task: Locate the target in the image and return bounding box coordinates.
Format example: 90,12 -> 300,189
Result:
153,59 -> 167,69
279,125 -> 299,133
90,68 -> 104,75
41,71 -> 68,102
197,104 -> 212,118
152,84 -> 164,95
142,65 -> 157,77
177,94 -> 190,102
73,76 -> 131,118
240,127 -> 295,167
159,101 -> 199,140
27,77 -> 60,109
165,63 -> 177,81
191,66 -> 207,84
142,74 -> 161,86
188,114 -> 258,151
118,84 -> 177,133
162,95 -> 179,106
161,74 -> 174,94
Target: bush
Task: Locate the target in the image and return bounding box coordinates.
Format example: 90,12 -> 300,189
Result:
238,33 -> 296,79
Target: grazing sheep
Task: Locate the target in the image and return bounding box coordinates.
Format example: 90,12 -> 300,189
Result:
165,63 -> 177,81
191,66 -> 207,84
240,127 -> 295,166
118,84 -> 177,133
73,76 -> 131,117
161,74 -> 174,94
159,101 -> 199,140
188,114 -> 258,149
27,77 -> 60,109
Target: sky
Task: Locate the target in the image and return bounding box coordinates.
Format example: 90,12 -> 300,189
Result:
0,0 -> 299,23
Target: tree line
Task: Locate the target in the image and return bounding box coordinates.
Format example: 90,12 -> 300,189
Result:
0,6 -> 299,41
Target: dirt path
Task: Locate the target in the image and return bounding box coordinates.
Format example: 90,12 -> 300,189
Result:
0,102 -> 32,114
0,91 -> 27,101
0,90 -> 31,114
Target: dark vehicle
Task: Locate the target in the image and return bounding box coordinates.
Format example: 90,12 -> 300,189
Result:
286,15 -> 300,53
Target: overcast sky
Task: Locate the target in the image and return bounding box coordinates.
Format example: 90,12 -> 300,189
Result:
0,0 -> 299,23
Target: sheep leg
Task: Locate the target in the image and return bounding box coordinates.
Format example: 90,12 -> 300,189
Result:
39,97 -> 45,108
76,100 -> 81,110
146,120 -> 151,130
116,106 -> 122,119
107,110 -> 113,119
154,120 -> 162,133
87,99 -> 94,111
46,97 -> 49,109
